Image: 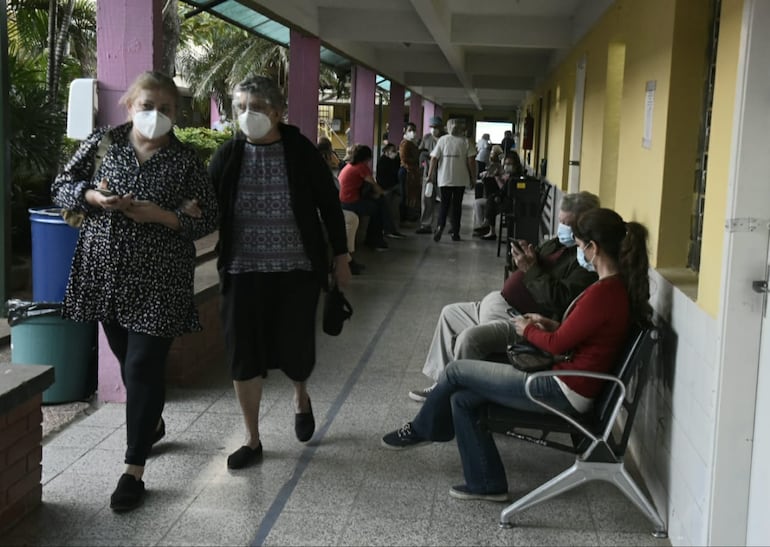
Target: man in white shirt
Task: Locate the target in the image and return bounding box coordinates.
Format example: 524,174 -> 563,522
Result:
427,118 -> 476,242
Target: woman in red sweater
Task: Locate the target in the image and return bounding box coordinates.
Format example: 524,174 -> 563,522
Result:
381,208 -> 651,501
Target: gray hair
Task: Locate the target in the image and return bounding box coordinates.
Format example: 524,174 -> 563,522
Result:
446,118 -> 466,137
560,191 -> 600,216
233,76 -> 286,110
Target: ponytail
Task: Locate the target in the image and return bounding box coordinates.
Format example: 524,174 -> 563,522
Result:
619,222 -> 652,326
573,209 -> 652,326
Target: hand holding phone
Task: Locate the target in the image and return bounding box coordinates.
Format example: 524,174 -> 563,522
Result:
510,239 -> 524,254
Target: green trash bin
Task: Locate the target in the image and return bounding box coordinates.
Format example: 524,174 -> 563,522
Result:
7,300 -> 97,404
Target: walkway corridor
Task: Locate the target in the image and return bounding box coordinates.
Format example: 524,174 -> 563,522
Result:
1,196 -> 671,546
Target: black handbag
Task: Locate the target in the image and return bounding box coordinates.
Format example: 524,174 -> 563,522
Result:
322,285 -> 353,336
506,342 -> 568,372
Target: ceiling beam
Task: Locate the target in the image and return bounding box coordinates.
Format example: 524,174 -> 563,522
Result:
319,8 -> 433,43
451,15 -> 572,48
404,72 -> 462,87
409,0 -> 482,110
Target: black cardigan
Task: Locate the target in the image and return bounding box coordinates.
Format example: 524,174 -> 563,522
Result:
208,123 -> 348,291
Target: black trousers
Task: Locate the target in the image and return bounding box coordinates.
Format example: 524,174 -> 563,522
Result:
102,323 -> 173,466
437,186 -> 466,233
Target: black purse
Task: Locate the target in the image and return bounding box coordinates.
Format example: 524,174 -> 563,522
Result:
322,285 -> 353,336
506,342 -> 568,372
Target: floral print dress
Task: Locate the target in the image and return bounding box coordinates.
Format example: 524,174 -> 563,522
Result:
51,123 -> 219,337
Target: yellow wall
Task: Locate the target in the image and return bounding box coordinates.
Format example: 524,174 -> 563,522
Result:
522,0 -> 737,317
698,0 -> 743,315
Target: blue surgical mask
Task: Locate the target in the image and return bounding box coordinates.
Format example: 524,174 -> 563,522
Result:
576,246 -> 596,272
557,223 -> 576,247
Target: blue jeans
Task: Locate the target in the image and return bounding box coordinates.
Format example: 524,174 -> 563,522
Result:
411,359 -> 575,494
341,197 -> 395,242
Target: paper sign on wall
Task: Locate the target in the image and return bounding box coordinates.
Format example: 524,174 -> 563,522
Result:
643,80 -> 656,149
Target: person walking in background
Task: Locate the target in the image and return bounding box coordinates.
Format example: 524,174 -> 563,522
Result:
500,129 -> 515,154
383,208 -> 651,504
208,75 -> 351,471
52,71 -> 219,512
475,133 -> 491,179
399,122 -> 422,222
416,116 -> 444,234
428,118 -> 476,242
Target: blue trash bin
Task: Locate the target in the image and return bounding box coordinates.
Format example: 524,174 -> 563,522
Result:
29,207 -> 79,302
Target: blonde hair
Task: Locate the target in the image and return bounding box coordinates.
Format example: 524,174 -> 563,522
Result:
119,71 -> 179,116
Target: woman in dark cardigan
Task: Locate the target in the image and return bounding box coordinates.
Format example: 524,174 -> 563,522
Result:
209,75 -> 351,470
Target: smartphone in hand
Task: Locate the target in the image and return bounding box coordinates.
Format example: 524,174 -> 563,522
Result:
95,188 -> 117,197
506,307 -> 519,318
510,239 -> 524,253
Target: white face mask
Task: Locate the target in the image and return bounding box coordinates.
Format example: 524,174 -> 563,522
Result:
503,164 -> 514,174
132,110 -> 173,140
577,245 -> 596,272
431,128 -> 441,137
238,110 -> 273,140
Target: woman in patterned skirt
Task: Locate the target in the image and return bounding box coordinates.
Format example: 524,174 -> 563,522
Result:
209,76 -> 351,470
52,71 -> 219,512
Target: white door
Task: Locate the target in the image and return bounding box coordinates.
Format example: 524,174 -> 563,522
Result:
710,1 -> 770,544
567,56 -> 586,193
748,256 -> 770,544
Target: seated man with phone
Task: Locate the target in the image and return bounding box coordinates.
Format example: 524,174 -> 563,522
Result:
408,191 -> 600,402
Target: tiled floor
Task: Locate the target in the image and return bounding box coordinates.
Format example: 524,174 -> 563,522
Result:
1,194 -> 672,546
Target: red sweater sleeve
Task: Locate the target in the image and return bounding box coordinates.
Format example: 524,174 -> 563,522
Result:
523,276 -> 630,398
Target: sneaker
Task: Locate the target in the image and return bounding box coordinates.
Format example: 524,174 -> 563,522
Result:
110,474 -> 145,512
381,422 -> 431,450
408,383 -> 437,402
433,226 -> 444,242
449,485 -> 509,502
415,226 -> 433,234
385,231 -> 407,239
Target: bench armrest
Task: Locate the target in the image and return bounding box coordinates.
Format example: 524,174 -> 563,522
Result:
523,370 -> 626,446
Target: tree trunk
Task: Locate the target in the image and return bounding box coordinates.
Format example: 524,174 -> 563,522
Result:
45,0 -> 57,102
161,0 -> 179,76
50,0 -> 74,103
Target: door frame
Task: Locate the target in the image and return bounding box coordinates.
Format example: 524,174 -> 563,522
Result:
709,1 -> 770,544
567,55 -> 587,193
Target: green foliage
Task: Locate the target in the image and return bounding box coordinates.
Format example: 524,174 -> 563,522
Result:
174,126 -> 233,164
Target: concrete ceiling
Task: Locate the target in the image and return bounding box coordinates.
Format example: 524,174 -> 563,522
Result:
235,0 -> 615,110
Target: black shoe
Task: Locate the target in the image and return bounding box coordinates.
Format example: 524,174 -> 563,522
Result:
481,233 -> 497,241
349,260 -> 365,275
451,234 -> 461,241
385,231 -> 407,239
110,474 -> 145,513
227,443 -> 263,469
367,240 -> 389,251
381,422 -> 431,450
415,226 -> 432,234
295,398 -> 315,442
433,226 -> 444,242
150,418 -> 165,446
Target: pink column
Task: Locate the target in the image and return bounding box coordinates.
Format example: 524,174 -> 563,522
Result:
422,100 -> 436,135
388,82 -> 405,146
409,94 -> 423,136
210,95 -> 221,129
350,65 -> 376,150
288,29 -> 321,141
95,0 -> 163,403
96,0 -> 163,128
